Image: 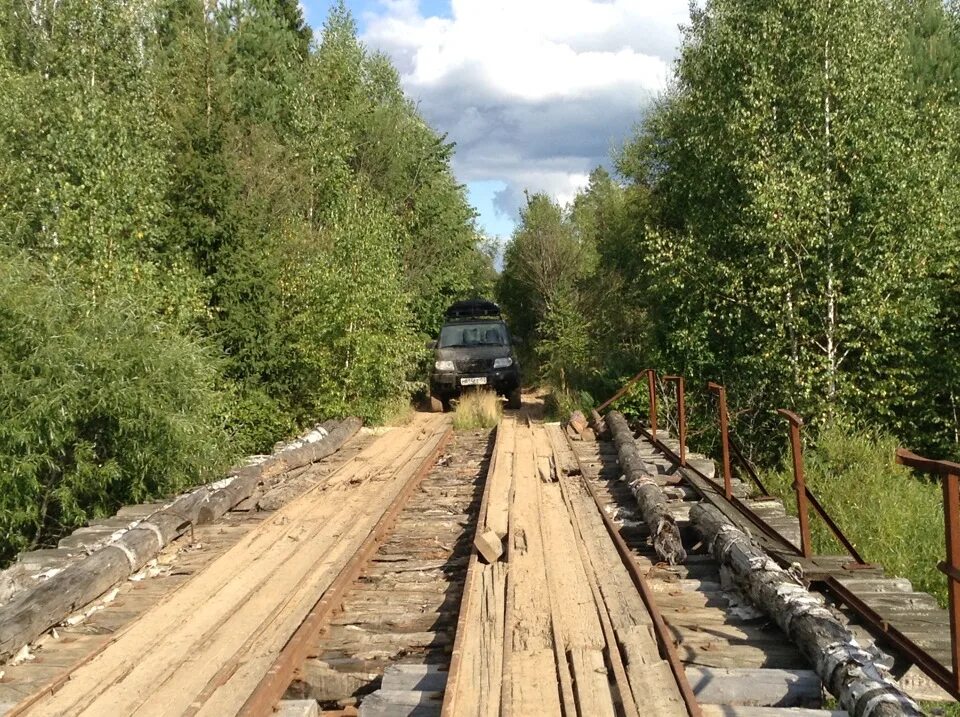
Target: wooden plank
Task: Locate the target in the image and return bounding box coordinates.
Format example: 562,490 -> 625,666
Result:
483,417 -> 516,539
685,667 -> 822,707
537,464 -> 613,716
545,423 -> 581,477
14,416 -> 448,717
559,470 -> 684,717
502,424 -> 562,716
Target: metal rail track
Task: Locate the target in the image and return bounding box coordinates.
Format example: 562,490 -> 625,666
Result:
242,427 -> 491,716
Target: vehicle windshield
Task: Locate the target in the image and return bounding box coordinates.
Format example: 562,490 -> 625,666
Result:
438,322 -> 507,348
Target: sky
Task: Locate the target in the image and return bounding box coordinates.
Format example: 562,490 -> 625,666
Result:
301,0 -> 691,246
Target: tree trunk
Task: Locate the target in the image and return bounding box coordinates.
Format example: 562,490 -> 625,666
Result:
690,503 -> 922,717
605,411 -> 686,564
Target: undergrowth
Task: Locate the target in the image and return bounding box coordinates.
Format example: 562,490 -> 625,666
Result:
0,257 -> 232,564
763,426 -> 946,606
452,390 -> 502,430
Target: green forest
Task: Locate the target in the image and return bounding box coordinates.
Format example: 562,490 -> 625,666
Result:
501,0 -> 960,463
0,0 -> 493,561
496,0 -> 960,597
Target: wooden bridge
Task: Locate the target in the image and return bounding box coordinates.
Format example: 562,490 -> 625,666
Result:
0,382 -> 956,717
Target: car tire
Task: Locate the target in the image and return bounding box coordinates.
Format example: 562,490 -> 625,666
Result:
429,394 -> 445,413
507,387 -> 522,410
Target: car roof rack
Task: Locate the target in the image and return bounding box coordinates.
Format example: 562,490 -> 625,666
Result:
445,299 -> 502,320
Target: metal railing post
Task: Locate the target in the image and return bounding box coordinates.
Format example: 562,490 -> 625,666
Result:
707,382 -> 733,500
776,409 -> 813,559
663,376 -> 686,466
896,447 -> 960,693
945,471 -> 960,692
646,369 -> 658,438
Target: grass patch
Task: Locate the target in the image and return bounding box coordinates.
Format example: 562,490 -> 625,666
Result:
543,386 -> 594,422
380,396 -> 415,427
452,390 -> 502,430
764,426 -> 946,606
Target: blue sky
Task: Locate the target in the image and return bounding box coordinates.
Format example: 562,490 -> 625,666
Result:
300,0 -> 689,249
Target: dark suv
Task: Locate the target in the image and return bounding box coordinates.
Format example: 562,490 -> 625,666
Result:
428,299 -> 522,411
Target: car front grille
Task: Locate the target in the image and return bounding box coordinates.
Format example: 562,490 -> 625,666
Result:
456,358 -> 495,373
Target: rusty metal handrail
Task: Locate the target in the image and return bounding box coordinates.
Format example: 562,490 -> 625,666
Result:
896,447 -> 960,695
707,382 -> 734,500
595,370 -> 647,414
776,410 -> 814,558
662,376 -> 687,466
775,409 -> 867,564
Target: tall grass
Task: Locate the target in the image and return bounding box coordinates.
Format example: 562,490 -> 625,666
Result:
764,426 -> 946,605
452,390 -> 502,430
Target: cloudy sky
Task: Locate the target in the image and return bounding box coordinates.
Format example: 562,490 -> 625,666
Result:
301,0 -> 690,243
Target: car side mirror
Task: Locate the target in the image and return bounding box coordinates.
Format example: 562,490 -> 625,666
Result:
512,337 -> 523,347
425,340 -> 438,350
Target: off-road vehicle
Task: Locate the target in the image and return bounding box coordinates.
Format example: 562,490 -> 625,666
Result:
428,299 -> 522,411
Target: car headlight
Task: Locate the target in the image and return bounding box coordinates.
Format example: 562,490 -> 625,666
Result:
435,360 -> 455,371
493,357 -> 513,369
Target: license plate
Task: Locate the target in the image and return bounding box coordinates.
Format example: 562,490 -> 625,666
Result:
460,376 -> 487,386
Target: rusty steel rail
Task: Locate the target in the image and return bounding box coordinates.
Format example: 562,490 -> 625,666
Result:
816,575 -> 960,700
894,447 -> 960,697
567,436 -> 703,717
238,426 -> 454,717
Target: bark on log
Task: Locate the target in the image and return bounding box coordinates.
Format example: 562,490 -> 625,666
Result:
589,409 -> 609,439
690,502 -> 922,717
0,417 -> 361,660
606,411 -> 686,565
0,487 -> 209,660
197,417 -> 361,524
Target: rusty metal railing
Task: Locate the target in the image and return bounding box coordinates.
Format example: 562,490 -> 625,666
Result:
593,370 -> 960,699
895,448 -> 960,695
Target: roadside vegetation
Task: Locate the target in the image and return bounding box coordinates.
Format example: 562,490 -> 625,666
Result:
497,0 -> 960,592
764,428 -> 947,606
0,1 -> 492,562
452,391 -> 503,431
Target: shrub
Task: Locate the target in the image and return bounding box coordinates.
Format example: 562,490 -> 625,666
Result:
764,425 -> 946,605
0,256 -> 232,563
452,390 -> 502,430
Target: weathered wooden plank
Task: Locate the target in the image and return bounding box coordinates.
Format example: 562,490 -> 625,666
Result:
502,425 -> 562,716
686,667 -> 822,707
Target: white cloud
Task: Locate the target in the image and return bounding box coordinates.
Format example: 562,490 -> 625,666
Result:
361,0 -> 689,219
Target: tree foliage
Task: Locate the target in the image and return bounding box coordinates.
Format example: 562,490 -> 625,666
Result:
502,0 -> 960,463
0,0 -> 488,558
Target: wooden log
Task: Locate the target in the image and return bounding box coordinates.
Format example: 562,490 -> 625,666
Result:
690,503 -> 922,717
606,411 -> 686,565
0,485 -> 213,660
590,409 -> 609,439
0,419 -> 361,660
197,416 -> 362,524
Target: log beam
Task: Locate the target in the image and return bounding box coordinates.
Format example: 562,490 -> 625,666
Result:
606,411 -> 686,565
690,502 -> 922,717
